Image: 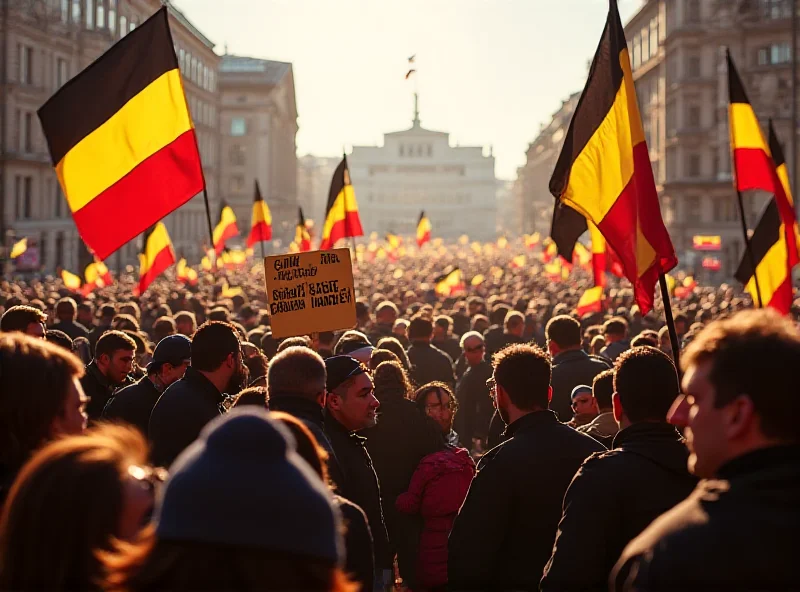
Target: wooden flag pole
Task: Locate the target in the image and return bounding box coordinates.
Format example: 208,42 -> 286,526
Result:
734,189 -> 764,308
658,273 -> 682,379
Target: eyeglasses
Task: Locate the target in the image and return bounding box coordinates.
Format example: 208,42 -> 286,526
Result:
426,401 -> 456,413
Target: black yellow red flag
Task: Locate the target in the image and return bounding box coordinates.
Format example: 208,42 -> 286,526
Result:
138,222 -> 176,295
416,210 -> 432,247
549,0 -> 676,314
247,181 -> 272,247
37,8 -> 203,261
319,156 -> 363,250
296,207 -> 312,252
213,200 -> 239,254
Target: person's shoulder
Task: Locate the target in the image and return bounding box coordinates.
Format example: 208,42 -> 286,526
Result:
588,354 -> 613,368
552,421 -> 607,450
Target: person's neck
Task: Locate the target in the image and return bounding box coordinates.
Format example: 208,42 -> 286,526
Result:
507,406 -> 543,425
328,409 -> 357,433
148,374 -> 166,392
553,344 -> 581,356
196,368 -> 227,393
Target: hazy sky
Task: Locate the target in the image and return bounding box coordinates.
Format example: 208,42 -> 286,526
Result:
172,0 -> 643,180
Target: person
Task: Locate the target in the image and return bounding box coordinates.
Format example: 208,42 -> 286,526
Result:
46,328 -> 74,351
101,409 -> 357,592
103,334 -> 192,436
454,330 -> 493,451
448,344 -> 604,591
324,356 -> 392,591
541,347 -> 697,591
600,316 -> 630,362
546,315 -> 610,421
173,310 -> 197,337
566,384 -> 598,428
482,304 -> 510,360
612,310 -> 800,591
76,301 -> 95,330
82,330 -> 136,422
0,305 -> 46,338
149,321 -> 245,468
363,361 -> 442,590
486,309 -> 527,363
152,316 -> 176,343
393,319 -> 409,343
407,315 -> 455,388
230,386 -> 269,409
577,369 -> 619,447
272,411 -> 375,592
369,301 -> 400,345
368,348 -> 401,371
317,330 -> 336,359
52,297 -> 89,340
0,333 -> 87,503
0,424 -> 158,591
89,303 -> 116,353
375,336 -> 411,371
396,383 -> 475,592
432,315 -> 462,362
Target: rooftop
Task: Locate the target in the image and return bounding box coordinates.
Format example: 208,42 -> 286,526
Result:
220,55 -> 292,85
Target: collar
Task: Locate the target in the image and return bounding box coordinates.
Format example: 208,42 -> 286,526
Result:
182,366 -> 224,402
503,409 -> 558,438
552,349 -> 588,364
612,421 -> 681,449
269,394 -> 325,423
86,360 -> 113,391
325,412 -> 368,444
716,444 -> 800,480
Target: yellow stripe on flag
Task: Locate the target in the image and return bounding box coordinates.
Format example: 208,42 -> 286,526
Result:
10,238 -> 27,259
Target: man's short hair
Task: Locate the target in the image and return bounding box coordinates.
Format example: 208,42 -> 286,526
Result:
231,386 -> 269,409
592,368 -> 615,410
95,330 -> 137,359
46,329 -> 74,351
545,315 -> 581,349
408,315 -> 434,340
99,304 -> 116,320
153,316 -> 176,337
267,346 -> 326,400
489,304 -> 511,326
459,330 -> 484,349
277,336 -> 312,352
604,317 -> 629,337
681,309 -> 800,442
112,314 -> 140,332
434,315 -> 453,330
375,301 -> 399,319
630,332 -> 658,348
504,311 -> 525,331
1,306 -> 47,333
334,330 -> 371,355
493,344 -> 552,411
118,302 -> 140,320
55,297 -> 77,320
208,307 -> 231,322
614,346 -> 679,423
77,302 -> 94,314
190,321 -> 241,372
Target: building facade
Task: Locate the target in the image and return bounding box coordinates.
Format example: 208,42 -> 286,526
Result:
218,54 -> 298,245
348,99 -> 497,241
1,0 -> 221,273
296,154 -> 338,230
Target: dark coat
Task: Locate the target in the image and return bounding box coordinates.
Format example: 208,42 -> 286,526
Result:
324,413 -> 392,570
448,410 -> 605,591
396,447 -> 475,590
52,319 -> 89,341
148,367 -> 226,468
432,336 -> 462,364
484,328 -> 525,361
81,361 -> 131,422
541,422 -> 697,591
454,360 -> 493,444
486,409 -> 505,450
612,445 -> 800,591
335,495 -> 374,592
600,339 -> 630,363
88,323 -> 111,354
102,376 -> 162,436
407,342 -> 455,388
551,349 -> 611,421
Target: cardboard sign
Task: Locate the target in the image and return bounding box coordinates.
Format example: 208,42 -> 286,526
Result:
264,248 -> 356,339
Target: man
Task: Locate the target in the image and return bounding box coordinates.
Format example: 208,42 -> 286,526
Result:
51,297 -> 89,340
152,316 -> 176,343
577,369 -> 619,447
542,347 -> 697,591
448,344 -> 604,591
600,316 -> 630,362
432,315 -> 462,362
612,310 -> 800,590
76,302 -> 95,330
82,330 -> 136,422
0,305 -> 46,338
547,315 -> 611,421
324,355 -> 392,591
267,345 -> 343,486
369,301 -> 400,345
103,334 -> 191,436
406,315 -> 455,388
566,384 -> 598,428
89,303 -> 116,353
454,331 -> 493,450
482,304 -> 510,360
174,311 -> 197,337
149,321 -> 245,467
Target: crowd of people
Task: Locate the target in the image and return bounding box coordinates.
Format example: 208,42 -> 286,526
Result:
0,238 -> 797,591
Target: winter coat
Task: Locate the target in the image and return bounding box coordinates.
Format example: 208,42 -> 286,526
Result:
396,446 -> 475,590
103,376 -> 162,437
550,350 -> 611,421
81,361 -> 132,422
454,360 -> 493,444
52,319 -> 89,341
407,342 -> 455,388
576,411 -> 620,448
541,422 -> 697,591
448,410 -> 605,591
600,339 -> 630,363
336,495 -> 374,592
612,445 -> 800,591
432,336 -> 462,364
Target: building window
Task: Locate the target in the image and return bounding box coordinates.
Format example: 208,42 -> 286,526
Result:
24,112 -> 32,153
96,0 -> 104,28
39,234 -> 47,268
230,117 -> 246,136
641,28 -> 650,62
686,196 -> 701,221
72,0 -> 80,24
713,197 -> 738,222
119,14 -> 127,36
179,48 -> 186,73
649,17 -> 659,55
209,70 -> 215,92
85,0 -> 94,28
687,153 -> 701,177
16,176 -> 32,220
686,0 -> 701,23
55,232 -> 64,267
61,0 -> 69,23
18,44 -> 33,84
56,57 -> 68,88
632,34 -> 640,68
129,18 -> 136,32
686,55 -> 701,78
399,144 -> 404,157
108,0 -> 116,33
229,176 -> 245,193
55,182 -> 65,217
688,104 -> 701,128
229,145 -> 246,165
761,0 -> 791,19
758,43 -> 792,65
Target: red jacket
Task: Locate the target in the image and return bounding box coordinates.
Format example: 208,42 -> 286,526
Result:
396,446 -> 475,590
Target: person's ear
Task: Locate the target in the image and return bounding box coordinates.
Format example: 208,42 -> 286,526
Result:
327,391 -> 341,411
547,385 -> 553,403
612,392 -> 624,423
725,395 -> 756,440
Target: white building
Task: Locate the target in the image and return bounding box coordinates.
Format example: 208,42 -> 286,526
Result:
348,97 -> 496,241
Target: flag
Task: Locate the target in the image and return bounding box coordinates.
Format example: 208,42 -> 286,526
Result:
201,254 -> 213,272
37,8 -> 203,261
247,180 -> 272,247
61,269 -> 82,291
524,232 -> 541,249
542,239 -> 558,263
674,276 -> 696,300
551,200 -> 587,261
471,274 -> 485,286
213,200 -> 239,254
434,267 -> 464,296
729,51 -> 798,314
85,258 -> 112,288
549,0 -> 676,314
319,155 -> 363,250
416,211 -> 431,247
138,222 -> 175,295
511,255 -> 527,269
589,222 -> 607,287
576,286 -> 604,317
176,258 -> 198,286
573,242 -> 592,269
386,233 -> 401,250
769,120 -> 800,256
296,207 -> 312,252
692,235 -> 722,251
9,238 -> 27,259
702,257 -> 722,271
221,281 -> 243,299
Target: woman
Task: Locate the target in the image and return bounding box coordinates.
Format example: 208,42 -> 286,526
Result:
0,425 -> 158,591
396,383 -> 475,592
375,337 -> 411,372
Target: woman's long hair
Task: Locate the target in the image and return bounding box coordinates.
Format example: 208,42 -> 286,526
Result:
372,360 -> 414,402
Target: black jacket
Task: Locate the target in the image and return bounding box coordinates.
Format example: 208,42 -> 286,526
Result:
551,350 -> 611,421
612,445 -> 800,591
336,495 -> 375,592
407,342 -> 455,388
81,361 -> 131,422
269,394 -> 344,489
484,328 -> 525,361
541,422 -> 697,591
52,319 -> 89,341
448,410 -> 605,591
432,335 -> 462,363
600,339 -> 630,363
324,413 -> 392,570
454,360 -> 493,443
148,367 -> 226,468
102,376 -> 162,436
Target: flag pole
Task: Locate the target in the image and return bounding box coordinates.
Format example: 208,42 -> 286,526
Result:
259,238 -> 266,262
201,187 -> 217,271
658,273 -> 681,378
734,189 -> 764,308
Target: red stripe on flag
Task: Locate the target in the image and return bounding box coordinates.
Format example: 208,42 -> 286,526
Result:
767,274 -> 794,315
417,230 -> 431,247
138,245 -> 175,294
247,221 -> 272,247
319,211 -> 364,250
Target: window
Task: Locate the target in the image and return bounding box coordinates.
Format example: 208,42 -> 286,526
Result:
772,43 -> 791,64
39,234 -> 47,267
427,144 -> 432,157
85,0 -> 93,28
108,0 -> 116,33
229,176 -> 245,193
686,0 -> 701,23
24,112 -> 32,152
179,48 -> 185,73
56,57 -> 68,88
209,71 -> 214,92
229,144 -> 246,166
119,14 -> 126,36
641,28 -> 650,62
687,153 -> 701,177
16,176 -> 32,220
96,0 -> 104,28
129,18 -> 136,32
55,232 -> 64,267
61,0 -> 68,23
55,182 -> 64,218
713,197 -> 737,222
688,104 -> 701,127
649,17 -> 659,55
230,117 -> 246,136
633,34 -> 640,68
72,0 -> 80,24
18,44 -> 33,84
399,144 -> 405,157
686,196 -> 701,221
761,0 -> 791,19
687,55 -> 701,78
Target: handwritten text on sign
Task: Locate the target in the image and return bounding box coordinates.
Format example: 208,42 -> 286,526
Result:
264,248 -> 355,338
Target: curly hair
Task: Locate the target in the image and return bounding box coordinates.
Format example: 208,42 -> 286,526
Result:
372,360 -> 413,401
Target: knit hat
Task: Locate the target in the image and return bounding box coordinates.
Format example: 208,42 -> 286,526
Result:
155,408 -> 343,563
146,334 -> 191,373
325,355 -> 366,392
